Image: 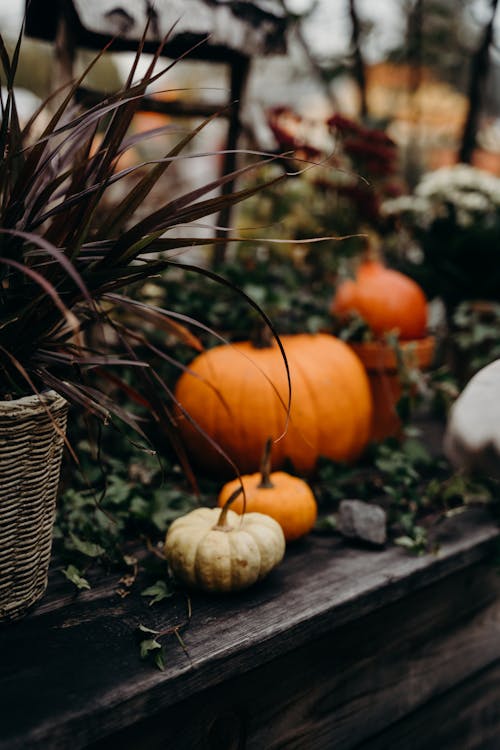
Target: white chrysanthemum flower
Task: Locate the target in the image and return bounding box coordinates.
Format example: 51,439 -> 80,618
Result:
393,165 -> 500,225
381,195 -> 430,215
456,192 -> 492,213
418,165 -> 499,197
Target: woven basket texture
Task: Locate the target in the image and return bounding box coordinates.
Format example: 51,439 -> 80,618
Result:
0,391 -> 68,622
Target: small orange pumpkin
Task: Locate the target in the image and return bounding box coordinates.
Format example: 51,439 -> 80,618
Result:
218,439 -> 318,542
331,258 -> 428,340
174,333 -> 372,476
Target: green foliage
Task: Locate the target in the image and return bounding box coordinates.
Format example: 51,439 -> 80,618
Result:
139,249 -> 333,344
383,165 -> 500,311
141,580 -> 174,606
237,166 -> 365,263
394,525 -> 429,555
55,433 -> 200,569
410,220 -> 500,309
314,430 -> 498,555
136,595 -> 191,671
61,564 -> 91,591
452,301 -> 500,377
137,625 -> 166,670
235,113 -> 403,280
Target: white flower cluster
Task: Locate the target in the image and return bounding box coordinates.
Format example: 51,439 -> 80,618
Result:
382,164 -> 500,230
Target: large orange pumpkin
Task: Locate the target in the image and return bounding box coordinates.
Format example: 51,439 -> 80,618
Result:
174,333 -> 372,475
331,259 -> 428,340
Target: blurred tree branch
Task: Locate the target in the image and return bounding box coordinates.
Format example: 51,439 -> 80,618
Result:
349,0 -> 367,119
459,0 -> 499,163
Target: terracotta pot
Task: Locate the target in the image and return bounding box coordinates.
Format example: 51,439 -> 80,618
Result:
349,337 -> 435,442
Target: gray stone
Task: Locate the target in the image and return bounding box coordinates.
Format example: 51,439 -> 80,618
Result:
338,500 -> 387,547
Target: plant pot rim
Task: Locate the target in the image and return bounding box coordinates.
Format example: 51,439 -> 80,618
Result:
349,336 -> 435,372
0,389 -> 67,414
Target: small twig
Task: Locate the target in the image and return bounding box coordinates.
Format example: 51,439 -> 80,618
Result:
156,593 -> 193,665
144,535 -> 167,560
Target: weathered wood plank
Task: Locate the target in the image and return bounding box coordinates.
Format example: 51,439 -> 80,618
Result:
25,0 -> 288,59
88,561 -> 500,750
0,509 -> 498,750
356,659 -> 500,749
71,0 -> 288,56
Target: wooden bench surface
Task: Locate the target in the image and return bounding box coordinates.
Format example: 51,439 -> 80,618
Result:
1,507 -> 499,750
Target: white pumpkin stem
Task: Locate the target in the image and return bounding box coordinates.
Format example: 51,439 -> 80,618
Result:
215,486 -> 244,529
258,437 -> 274,489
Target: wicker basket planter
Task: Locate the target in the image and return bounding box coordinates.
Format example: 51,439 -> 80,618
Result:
0,391 -> 68,622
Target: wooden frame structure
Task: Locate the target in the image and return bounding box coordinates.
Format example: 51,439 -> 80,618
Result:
24,0 -> 289,263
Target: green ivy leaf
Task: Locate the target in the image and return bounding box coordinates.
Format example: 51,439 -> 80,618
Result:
140,638 -> 162,659
154,649 -> 166,671
141,580 -> 174,606
129,496 -> 150,517
442,475 -> 468,501
70,533 -> 106,558
137,624 -> 167,670
402,439 -> 432,466
62,565 -> 91,590
395,525 -> 427,555
395,535 -> 419,551
314,514 -> 337,532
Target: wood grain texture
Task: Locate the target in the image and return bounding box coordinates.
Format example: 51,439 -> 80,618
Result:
71,0 -> 288,56
0,509 -> 499,750
25,0 -> 287,60
89,561 -> 500,750
355,658 -> 500,750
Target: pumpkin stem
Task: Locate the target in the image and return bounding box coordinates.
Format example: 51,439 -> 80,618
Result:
250,324 -> 274,349
258,437 -> 275,489
215,486 -> 244,529
362,229 -> 382,263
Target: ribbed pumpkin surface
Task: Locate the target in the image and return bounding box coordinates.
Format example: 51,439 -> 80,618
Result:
174,333 -> 372,475
331,260 -> 428,340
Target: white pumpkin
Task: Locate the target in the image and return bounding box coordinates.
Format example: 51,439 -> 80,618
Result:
444,358 -> 500,479
164,502 -> 285,593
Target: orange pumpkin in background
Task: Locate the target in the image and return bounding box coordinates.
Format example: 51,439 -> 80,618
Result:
331,258 -> 428,340
331,257 -> 433,441
218,439 -> 318,542
174,333 -> 373,476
